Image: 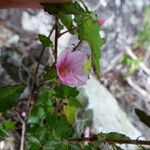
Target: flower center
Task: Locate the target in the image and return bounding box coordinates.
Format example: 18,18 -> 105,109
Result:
59,66 -> 72,77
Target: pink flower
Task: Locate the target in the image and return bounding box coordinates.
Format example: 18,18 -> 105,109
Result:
97,19 -> 105,26
56,49 -> 88,87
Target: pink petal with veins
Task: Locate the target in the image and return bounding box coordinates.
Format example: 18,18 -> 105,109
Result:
56,49 -> 88,87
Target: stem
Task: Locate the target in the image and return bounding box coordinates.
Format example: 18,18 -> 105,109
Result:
68,136 -> 150,146
19,25 -> 55,150
72,40 -> 83,52
59,26 -> 78,37
54,16 -> 59,62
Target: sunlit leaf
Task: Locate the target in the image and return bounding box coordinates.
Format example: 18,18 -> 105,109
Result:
63,105 -> 76,124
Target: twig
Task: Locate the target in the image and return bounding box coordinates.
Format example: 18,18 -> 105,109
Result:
127,76 -> 150,99
19,23 -> 56,150
126,48 -> 150,75
20,121 -> 26,150
59,26 -> 78,37
72,40 -> 83,52
54,17 -> 59,61
68,136 -> 150,146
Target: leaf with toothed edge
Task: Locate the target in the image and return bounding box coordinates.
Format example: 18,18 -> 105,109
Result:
0,84 -> 25,112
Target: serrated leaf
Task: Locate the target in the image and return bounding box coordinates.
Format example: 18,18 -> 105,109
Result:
3,120 -> 16,132
38,34 -> 52,47
63,106 -> 76,124
0,84 -> 25,112
106,132 -> 130,140
47,112 -> 73,139
55,85 -> 78,99
43,2 -> 85,15
38,88 -> 55,107
0,120 -> 16,140
98,132 -> 130,143
135,108 -> 150,128
61,2 -> 85,15
43,67 -> 57,82
77,18 -> 104,76
68,99 -> 81,108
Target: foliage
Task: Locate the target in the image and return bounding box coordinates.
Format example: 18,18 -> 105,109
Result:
0,120 -> 16,140
0,84 -> 25,112
26,85 -> 80,149
0,1 -> 150,150
122,54 -> 142,75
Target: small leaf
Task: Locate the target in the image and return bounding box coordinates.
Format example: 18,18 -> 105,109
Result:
63,105 -> 76,124
38,34 -> 52,47
135,108 -> 150,128
0,84 -> 25,112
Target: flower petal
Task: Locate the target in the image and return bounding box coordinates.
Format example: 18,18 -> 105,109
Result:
67,51 -> 87,67
56,49 -> 71,67
56,49 -> 88,87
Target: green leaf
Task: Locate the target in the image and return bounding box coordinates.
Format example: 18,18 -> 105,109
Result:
47,112 -> 73,139
58,13 -> 73,30
43,2 -> 85,15
135,108 -> 150,128
61,2 -> 85,15
106,132 -> 130,140
43,67 -> 57,82
98,132 -> 130,142
44,141 -> 63,150
0,120 -> 16,140
3,120 -> 16,132
0,84 -> 25,112
38,88 -> 54,106
38,34 -> 52,47
77,17 -> 104,76
27,135 -> 41,149
28,88 -> 54,124
55,85 -> 78,99
63,105 -> 76,124
83,58 -> 91,75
